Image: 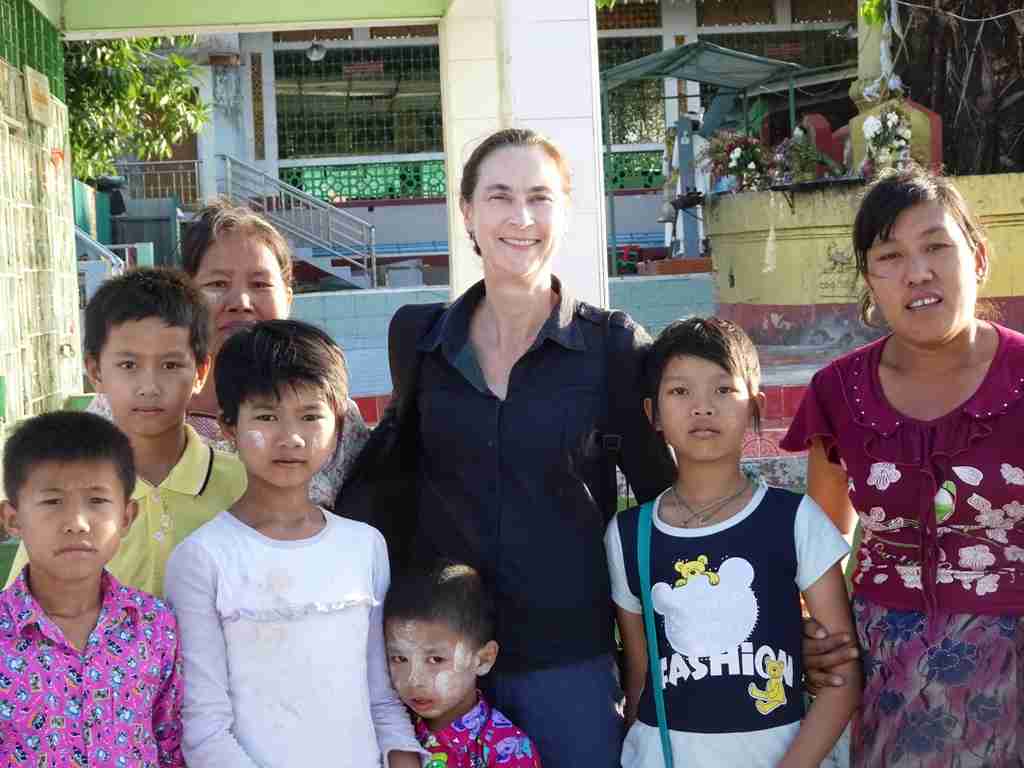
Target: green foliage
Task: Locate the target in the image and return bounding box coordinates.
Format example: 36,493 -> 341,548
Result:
65,37 -> 209,180
595,0 -> 618,8
860,0 -> 888,26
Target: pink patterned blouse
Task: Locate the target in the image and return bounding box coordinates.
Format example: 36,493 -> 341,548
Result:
0,569 -> 184,765
417,694 -> 541,767
782,322 -> 1024,615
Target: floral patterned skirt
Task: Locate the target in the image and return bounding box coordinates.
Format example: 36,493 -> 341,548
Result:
852,596 -> 1023,767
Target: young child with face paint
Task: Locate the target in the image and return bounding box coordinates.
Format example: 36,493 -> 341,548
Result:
385,562 -> 542,767
163,320 -> 426,768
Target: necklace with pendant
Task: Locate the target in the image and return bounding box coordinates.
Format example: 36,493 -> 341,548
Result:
670,477 -> 751,527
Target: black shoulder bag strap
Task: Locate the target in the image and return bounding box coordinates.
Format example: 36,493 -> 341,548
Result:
335,302 -> 445,568
602,309 -> 630,523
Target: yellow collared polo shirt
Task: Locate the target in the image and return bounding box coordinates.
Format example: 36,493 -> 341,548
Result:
5,424 -> 246,597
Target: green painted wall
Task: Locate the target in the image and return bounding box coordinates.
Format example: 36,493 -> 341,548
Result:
64,0 -> 448,35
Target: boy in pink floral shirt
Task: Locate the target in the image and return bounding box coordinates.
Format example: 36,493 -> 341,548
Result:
385,562 -> 541,767
0,411 -> 184,765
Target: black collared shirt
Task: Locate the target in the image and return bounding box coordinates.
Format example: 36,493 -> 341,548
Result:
407,278 -> 675,672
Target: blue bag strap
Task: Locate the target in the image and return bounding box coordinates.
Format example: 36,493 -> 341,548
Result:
637,499 -> 675,768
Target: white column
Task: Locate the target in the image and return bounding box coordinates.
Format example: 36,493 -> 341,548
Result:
194,66 -> 219,202
440,0 -> 609,307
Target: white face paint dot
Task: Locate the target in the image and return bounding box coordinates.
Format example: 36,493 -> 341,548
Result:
243,430 -> 266,450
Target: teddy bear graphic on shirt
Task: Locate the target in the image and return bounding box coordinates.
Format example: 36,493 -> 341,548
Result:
652,556 -> 759,658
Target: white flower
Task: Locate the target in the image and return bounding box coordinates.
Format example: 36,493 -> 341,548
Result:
953,466 -> 984,486
730,147 -> 743,161
1005,545 -> 1024,562
886,112 -> 899,127
747,161 -> 756,170
860,507 -> 889,531
959,544 -> 996,570
987,528 -> 1009,544
793,127 -> 805,139
863,116 -> 883,140
953,573 -> 974,590
1001,464 -> 1024,485
729,159 -> 738,168
975,508 -> 1006,527
1005,501 -> 1024,520
975,573 -> 1000,596
867,462 -> 902,491
899,127 -> 912,140
968,493 -> 992,513
896,565 -> 922,590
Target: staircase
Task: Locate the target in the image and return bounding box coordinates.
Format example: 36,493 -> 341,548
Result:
218,155 -> 377,288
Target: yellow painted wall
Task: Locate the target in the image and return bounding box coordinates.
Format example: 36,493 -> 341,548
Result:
708,173 -> 1024,308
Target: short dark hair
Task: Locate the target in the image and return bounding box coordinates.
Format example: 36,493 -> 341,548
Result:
645,317 -> 762,432
3,411 -> 135,506
84,267 -> 210,364
384,561 -> 494,649
181,198 -> 294,287
853,166 -> 988,326
215,319 -> 349,426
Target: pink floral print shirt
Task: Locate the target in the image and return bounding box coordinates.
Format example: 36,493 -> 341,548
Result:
0,569 -> 184,765
416,694 -> 542,768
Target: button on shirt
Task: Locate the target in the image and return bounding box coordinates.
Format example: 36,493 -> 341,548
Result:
0,569 -> 184,765
409,278 -> 675,672
5,425 -> 247,597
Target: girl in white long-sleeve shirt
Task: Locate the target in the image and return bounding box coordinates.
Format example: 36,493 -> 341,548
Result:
164,320 -> 425,768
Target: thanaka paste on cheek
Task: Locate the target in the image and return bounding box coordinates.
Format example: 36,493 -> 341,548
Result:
242,430 -> 266,450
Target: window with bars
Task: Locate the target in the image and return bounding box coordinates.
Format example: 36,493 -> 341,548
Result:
274,46 -> 443,159
599,36 -> 665,145
0,0 -> 64,100
791,0 -> 855,23
699,30 -> 856,68
698,0 -> 774,26
695,30 -> 855,110
597,0 -> 661,31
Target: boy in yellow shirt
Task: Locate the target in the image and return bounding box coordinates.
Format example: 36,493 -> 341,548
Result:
5,268 -> 245,595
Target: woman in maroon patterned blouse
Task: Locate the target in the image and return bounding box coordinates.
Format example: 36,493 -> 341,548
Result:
782,168 -> 1024,766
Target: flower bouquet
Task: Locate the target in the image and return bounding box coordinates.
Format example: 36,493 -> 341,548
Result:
699,130 -> 771,192
771,127 -> 822,185
861,109 -> 912,178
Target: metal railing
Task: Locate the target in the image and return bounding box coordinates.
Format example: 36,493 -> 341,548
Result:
75,226 -> 127,274
219,154 -> 377,287
114,159 -> 203,211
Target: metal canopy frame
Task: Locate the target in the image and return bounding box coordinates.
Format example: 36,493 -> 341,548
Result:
599,41 -> 805,273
